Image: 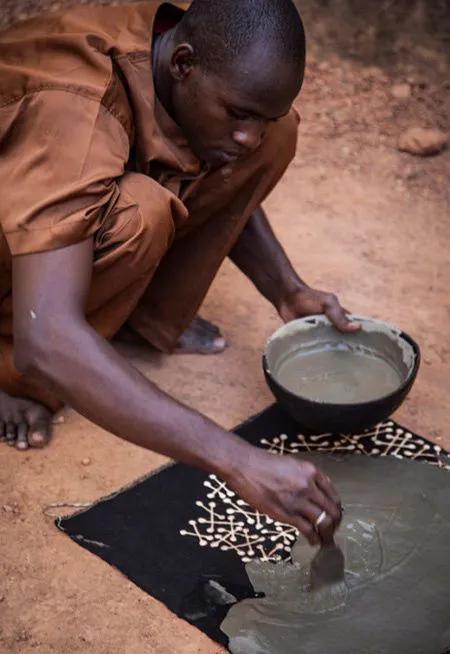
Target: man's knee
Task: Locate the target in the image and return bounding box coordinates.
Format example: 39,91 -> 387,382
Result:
116,172 -> 178,272
96,172 -> 183,275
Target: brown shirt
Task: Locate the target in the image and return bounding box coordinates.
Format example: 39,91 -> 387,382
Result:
0,1 -> 200,258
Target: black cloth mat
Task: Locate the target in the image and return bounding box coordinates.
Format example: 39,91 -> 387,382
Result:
57,404 -> 449,648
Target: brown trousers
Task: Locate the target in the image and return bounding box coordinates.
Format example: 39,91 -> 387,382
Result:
0,111 -> 298,410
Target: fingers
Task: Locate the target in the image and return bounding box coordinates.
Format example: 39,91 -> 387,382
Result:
299,500 -> 338,544
308,468 -> 343,543
288,473 -> 341,545
292,514 -> 321,547
316,516 -> 337,546
326,307 -> 359,332
315,469 -> 340,504
310,486 -> 342,525
324,295 -> 361,333
292,460 -> 342,540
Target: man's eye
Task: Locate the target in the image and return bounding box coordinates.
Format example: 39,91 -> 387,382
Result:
229,109 -> 251,121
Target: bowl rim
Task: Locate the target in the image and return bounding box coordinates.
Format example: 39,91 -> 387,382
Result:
262,315 -> 421,409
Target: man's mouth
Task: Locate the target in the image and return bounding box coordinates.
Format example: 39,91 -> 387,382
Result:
220,151 -> 240,163
208,149 -> 240,165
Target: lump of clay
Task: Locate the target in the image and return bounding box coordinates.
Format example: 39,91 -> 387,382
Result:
398,127 -> 448,156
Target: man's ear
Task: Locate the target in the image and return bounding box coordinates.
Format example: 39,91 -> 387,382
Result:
170,43 -> 196,80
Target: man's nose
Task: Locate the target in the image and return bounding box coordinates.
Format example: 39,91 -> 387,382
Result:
232,122 -> 266,152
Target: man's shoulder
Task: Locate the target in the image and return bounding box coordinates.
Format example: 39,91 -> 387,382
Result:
0,2 -> 161,106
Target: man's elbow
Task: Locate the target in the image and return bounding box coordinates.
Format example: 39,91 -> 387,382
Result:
13,316 -> 69,379
14,316 -> 87,380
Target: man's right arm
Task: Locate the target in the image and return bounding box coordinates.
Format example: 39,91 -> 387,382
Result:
13,238 -> 341,545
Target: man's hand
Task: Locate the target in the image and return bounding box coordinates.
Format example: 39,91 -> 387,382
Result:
227,449 -> 342,546
277,285 -> 361,333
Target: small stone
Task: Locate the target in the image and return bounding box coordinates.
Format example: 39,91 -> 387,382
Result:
315,166 -> 327,181
398,127 -> 448,156
81,458 -> 91,466
16,629 -> 31,643
391,83 -> 411,99
52,415 -> 65,425
362,66 -> 387,83
399,165 -> 420,181
3,503 -> 19,514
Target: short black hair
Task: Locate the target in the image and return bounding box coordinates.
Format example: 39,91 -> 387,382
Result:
176,0 -> 306,80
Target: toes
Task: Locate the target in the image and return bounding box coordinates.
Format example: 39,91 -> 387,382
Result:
5,422 -> 17,444
28,427 -> 49,448
175,333 -> 227,354
15,422 -> 29,451
194,316 -> 221,336
176,317 -> 227,354
27,412 -> 52,449
0,395 -> 53,451
209,335 -> 227,353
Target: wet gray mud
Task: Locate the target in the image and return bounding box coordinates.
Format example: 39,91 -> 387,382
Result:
276,347 -> 402,403
265,316 -> 416,404
221,454 -> 450,654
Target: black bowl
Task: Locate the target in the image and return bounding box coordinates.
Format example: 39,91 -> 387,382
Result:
262,315 -> 420,434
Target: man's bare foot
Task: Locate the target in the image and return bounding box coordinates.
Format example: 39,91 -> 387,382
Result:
0,390 -> 52,451
175,316 -> 227,354
117,316 -> 227,355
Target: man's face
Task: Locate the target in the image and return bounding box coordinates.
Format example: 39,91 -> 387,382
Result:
171,47 -> 302,167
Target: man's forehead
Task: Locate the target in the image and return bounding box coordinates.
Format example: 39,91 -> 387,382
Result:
218,74 -> 296,119
215,45 -> 302,114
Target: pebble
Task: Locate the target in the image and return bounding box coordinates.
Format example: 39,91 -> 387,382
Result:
316,167 -> 327,181
399,165 -> 420,181
398,127 -> 447,156
81,457 -> 91,466
362,66 -> 384,80
52,415 -> 65,425
2,504 -> 17,513
391,83 -> 411,99
317,61 -> 330,72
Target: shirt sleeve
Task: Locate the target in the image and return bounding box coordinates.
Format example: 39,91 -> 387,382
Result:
0,89 -> 130,256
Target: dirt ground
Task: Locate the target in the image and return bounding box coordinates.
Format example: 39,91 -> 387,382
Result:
1,5 -> 449,653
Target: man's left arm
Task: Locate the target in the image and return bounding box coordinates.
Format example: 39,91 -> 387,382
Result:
229,206 -> 360,332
